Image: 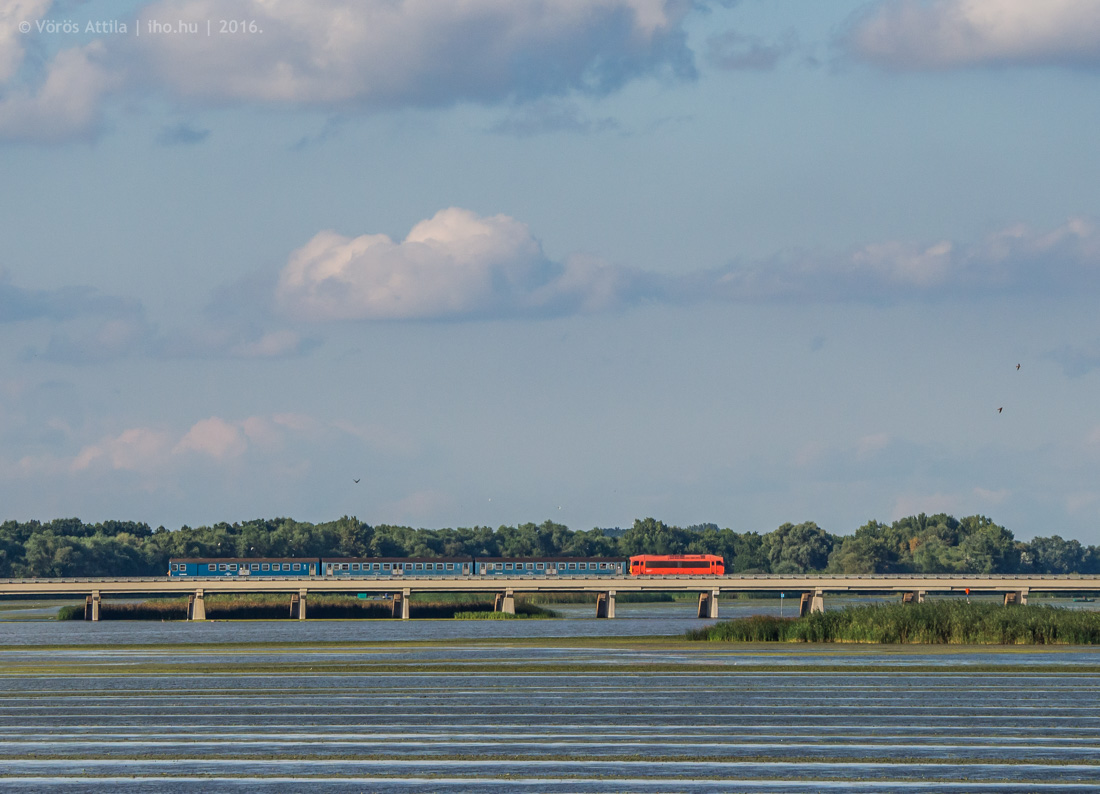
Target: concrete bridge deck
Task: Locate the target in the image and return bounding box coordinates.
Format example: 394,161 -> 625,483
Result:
3,574 -> 1099,620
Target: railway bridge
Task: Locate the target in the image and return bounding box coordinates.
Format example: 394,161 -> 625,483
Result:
3,574 -> 1100,621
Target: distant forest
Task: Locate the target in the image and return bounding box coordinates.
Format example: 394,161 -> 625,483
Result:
1,514 -> 1098,578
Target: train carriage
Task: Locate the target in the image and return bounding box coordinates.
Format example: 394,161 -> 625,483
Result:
169,558 -> 318,577
321,557 -> 473,576
629,554 -> 724,576
476,557 -> 628,576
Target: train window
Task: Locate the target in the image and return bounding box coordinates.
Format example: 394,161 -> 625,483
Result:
414,563 -> 422,570
536,563 -> 544,570
218,564 -> 227,571
505,563 -> 513,570
293,563 -> 301,571
351,563 -> 359,571
229,564 -> 238,571
262,564 -> 270,571
250,563 -> 259,571
568,563 -> 576,569
383,563 -> 391,570
446,563 -> 454,570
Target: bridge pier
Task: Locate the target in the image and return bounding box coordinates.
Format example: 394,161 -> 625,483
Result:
84,591 -> 101,621
290,590 -> 308,619
494,589 -> 516,615
697,589 -> 719,619
596,590 -> 616,618
391,589 -> 411,619
187,590 -> 206,621
799,590 -> 825,616
1004,589 -> 1028,606
902,591 -> 927,604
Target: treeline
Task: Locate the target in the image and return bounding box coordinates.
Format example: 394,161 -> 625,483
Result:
0,513 -> 1098,578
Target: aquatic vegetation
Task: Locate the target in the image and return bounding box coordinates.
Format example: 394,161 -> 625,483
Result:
56,595 -> 558,621
689,601 -> 1100,644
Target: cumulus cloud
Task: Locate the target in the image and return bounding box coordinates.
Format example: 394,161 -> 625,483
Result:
845,0 -> 1100,70
0,0 -> 698,141
274,211 -> 1100,322
130,0 -> 695,107
275,207 -> 647,321
66,412 -> 381,475
0,40 -> 119,142
72,427 -> 173,472
173,417 -> 248,460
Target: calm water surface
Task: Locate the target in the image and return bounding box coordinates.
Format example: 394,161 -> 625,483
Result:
0,604 -> 1098,791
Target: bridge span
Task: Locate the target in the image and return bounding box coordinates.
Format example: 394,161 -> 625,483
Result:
3,574 -> 1100,621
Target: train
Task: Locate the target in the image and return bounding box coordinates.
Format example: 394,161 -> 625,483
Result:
168,554 -> 725,577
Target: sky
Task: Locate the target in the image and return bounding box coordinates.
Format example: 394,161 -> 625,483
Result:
2,0 -> 1100,542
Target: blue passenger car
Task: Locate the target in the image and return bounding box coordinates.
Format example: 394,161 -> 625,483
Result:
168,558 -> 319,577
321,557 -> 473,576
475,557 -> 628,575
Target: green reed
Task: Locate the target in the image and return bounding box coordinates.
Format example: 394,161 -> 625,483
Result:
688,601 -> 1100,644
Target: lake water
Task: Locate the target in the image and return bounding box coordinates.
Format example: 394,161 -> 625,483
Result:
1,601 -> 1099,791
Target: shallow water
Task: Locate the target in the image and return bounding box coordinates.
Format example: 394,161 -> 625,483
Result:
1,612 -> 1099,791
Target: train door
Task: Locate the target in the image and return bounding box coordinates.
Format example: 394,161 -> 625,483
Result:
462,562 -> 470,575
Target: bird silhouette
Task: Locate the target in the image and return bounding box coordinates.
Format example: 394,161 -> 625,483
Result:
1016,363 -> 1020,370
353,478 -> 360,483
998,407 -> 1003,413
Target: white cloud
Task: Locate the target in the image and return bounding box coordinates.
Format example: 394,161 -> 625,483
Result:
0,0 -> 51,83
131,0 -> 693,107
72,427 -> 173,472
276,207 -> 635,321
173,417 -> 248,460
0,41 -> 119,142
0,0 -> 695,142
846,0 -> 1100,70
713,217 -> 1100,303
274,212 -> 1100,322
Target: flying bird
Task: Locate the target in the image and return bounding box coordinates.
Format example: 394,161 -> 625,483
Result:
353,478 -> 360,484
1016,363 -> 1020,370
998,407 -> 1003,413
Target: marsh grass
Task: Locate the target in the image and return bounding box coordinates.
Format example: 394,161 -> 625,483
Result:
689,601 -> 1100,644
57,594 -> 558,620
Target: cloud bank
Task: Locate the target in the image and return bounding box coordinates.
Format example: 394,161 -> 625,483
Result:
0,0 -> 696,142
846,0 -> 1100,70
277,210 -> 1100,322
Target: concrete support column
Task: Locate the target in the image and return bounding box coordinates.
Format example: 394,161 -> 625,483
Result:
1018,588 -> 1028,606
696,590 -> 719,619
918,590 -> 927,604
85,591 -> 101,621
799,592 -> 812,618
189,589 -> 206,621
500,589 -> 515,615
596,591 -> 616,618
401,588 -> 411,620
1004,589 -> 1028,606
810,589 -> 825,614
289,590 -> 308,619
391,591 -> 403,619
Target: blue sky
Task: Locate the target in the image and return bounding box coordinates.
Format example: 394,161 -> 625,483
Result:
3,0 -> 1100,542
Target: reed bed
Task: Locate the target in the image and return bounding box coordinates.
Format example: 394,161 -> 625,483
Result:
58,595 -> 558,621
688,601 -> 1100,645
